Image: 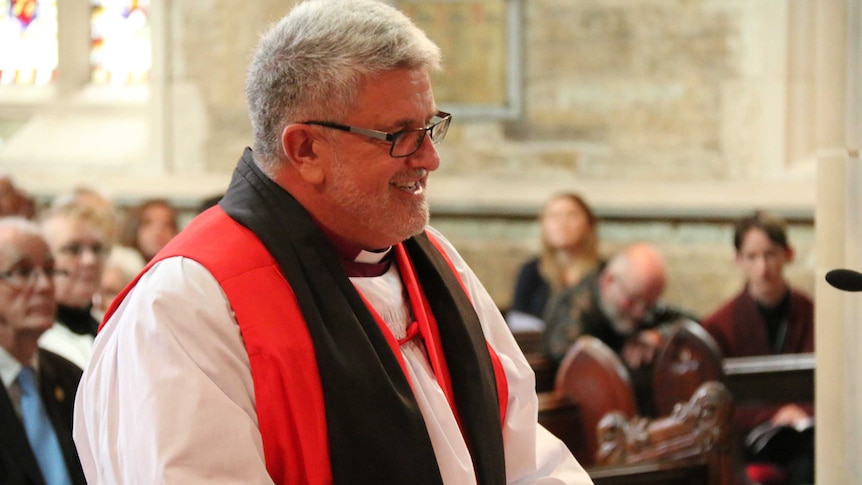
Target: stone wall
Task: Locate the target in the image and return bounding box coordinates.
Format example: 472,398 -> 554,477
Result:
159,0 -> 812,184
156,0 -> 820,318
0,0 -> 827,321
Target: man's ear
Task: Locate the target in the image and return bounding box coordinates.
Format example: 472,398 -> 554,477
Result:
281,123 -> 325,185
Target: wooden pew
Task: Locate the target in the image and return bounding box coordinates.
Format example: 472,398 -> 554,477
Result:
513,330 -> 557,392
651,321 -> 814,416
532,325 -> 813,484
512,329 -> 543,354
590,381 -> 750,485
722,352 -> 815,483
589,458 -> 711,485
722,353 -> 814,405
537,392 -> 585,460
553,336 -> 638,466
651,318 -> 725,416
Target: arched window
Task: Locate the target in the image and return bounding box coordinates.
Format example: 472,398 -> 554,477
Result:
0,0 -> 151,86
0,0 -> 58,85
90,0 -> 151,84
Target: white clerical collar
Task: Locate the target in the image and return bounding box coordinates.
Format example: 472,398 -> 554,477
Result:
354,247 -> 393,264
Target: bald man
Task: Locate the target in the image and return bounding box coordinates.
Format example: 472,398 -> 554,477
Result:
542,243 -> 694,369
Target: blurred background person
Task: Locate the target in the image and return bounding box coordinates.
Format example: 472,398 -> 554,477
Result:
703,211 -> 813,357
0,172 -> 36,220
506,192 -> 600,332
702,210 -> 814,484
0,217 -> 86,484
91,245 -> 145,321
50,186 -> 120,242
119,199 -> 179,262
542,242 -> 697,416
37,199 -> 113,369
542,242 -> 691,367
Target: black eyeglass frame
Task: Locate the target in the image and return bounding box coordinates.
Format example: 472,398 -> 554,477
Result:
301,111 -> 452,158
0,264 -> 69,289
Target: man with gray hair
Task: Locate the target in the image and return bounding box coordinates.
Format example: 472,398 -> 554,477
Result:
544,242 -> 683,368
542,242 -> 695,417
0,217 -> 86,484
543,242 -> 688,368
73,1 -> 592,483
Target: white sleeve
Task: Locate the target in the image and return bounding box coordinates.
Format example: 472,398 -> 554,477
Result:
73,257 -> 274,485
425,227 -> 594,485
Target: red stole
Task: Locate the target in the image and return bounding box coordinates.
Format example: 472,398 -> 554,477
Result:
103,208 -> 508,483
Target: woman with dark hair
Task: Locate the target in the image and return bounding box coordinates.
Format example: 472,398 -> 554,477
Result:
506,192 -> 601,331
120,199 -> 179,262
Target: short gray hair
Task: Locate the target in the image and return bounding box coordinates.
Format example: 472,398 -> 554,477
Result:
245,0 -> 442,174
0,217 -> 46,259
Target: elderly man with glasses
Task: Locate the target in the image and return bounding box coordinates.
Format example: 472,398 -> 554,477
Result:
73,1 -> 592,484
542,243 -> 697,415
0,217 -> 86,484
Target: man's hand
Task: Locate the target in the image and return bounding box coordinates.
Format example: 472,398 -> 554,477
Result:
621,329 -> 662,368
771,403 -> 811,428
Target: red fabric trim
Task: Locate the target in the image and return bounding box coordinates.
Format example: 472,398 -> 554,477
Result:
422,232 -> 509,426
398,322 -> 421,345
395,243 -> 458,413
103,208 -> 333,484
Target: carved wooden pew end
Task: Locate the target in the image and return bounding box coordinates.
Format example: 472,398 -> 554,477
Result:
594,381 -> 741,485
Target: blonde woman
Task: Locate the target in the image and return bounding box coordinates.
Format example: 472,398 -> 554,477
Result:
507,192 -> 600,331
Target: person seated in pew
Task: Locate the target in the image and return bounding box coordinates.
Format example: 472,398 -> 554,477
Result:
702,210 -> 814,485
542,242 -> 697,416
91,245 -> 146,322
118,198 -> 180,263
0,172 -> 36,220
507,192 -> 601,332
0,217 -> 86,484
38,196 -> 114,370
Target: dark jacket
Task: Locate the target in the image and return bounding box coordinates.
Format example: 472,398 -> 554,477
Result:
0,349 -> 86,485
542,262 -> 694,363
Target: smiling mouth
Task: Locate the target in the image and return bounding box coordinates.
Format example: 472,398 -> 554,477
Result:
392,175 -> 427,195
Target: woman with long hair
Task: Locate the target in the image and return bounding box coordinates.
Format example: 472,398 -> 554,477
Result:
507,192 -> 601,331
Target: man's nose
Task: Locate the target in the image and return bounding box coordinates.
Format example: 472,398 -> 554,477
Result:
409,136 -> 441,172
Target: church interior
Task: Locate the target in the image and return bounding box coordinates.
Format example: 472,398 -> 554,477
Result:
0,0 -> 860,483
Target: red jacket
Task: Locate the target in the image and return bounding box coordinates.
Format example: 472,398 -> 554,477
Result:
702,287 -> 813,358
702,287 -> 814,434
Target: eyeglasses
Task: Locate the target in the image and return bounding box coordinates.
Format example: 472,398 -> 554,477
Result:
613,276 -> 654,314
58,243 -> 110,259
0,264 -> 68,289
302,111 -> 452,158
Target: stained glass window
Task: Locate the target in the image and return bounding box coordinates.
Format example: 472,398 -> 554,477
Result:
90,0 -> 151,84
0,0 -> 58,85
